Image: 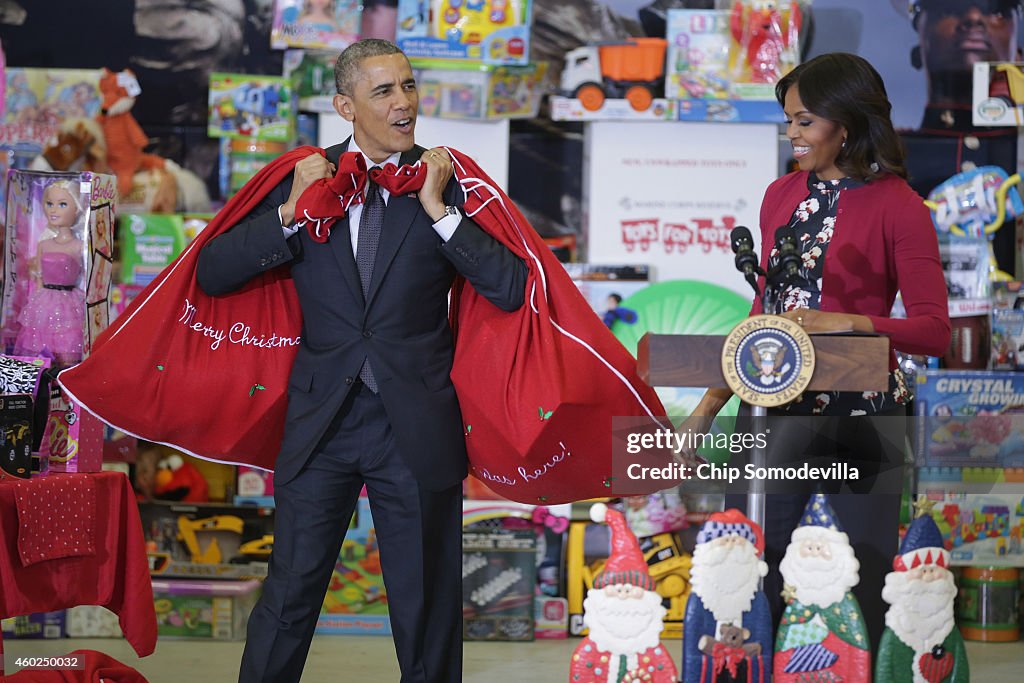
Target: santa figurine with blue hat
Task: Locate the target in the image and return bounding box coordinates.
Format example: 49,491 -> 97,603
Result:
775,493 -> 871,682
875,513 -> 968,683
683,509 -> 772,683
570,503 -> 678,683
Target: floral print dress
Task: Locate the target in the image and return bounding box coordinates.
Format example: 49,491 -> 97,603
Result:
767,173 -> 910,416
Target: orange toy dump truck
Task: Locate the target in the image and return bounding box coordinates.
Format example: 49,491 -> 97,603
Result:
560,38 -> 668,112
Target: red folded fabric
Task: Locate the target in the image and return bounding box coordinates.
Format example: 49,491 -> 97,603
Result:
3,648 -> 149,682
295,153 -> 428,243
13,475 -> 96,566
0,472 -> 157,660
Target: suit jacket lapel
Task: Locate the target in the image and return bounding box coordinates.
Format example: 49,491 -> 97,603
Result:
323,139 -> 365,305
364,146 -> 423,312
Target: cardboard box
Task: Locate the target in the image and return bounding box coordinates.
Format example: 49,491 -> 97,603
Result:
207,73 -> 295,142
118,214 -> 188,285
914,370 -> 1024,468
315,497 -> 391,635
270,0 -> 360,50
0,68 -> 103,210
1,611 -> 66,639
991,308 -> 1024,370
41,380 -> 104,473
549,96 -> 675,122
235,465 -> 275,507
973,62 -> 1024,126
665,9 -> 731,100
152,578 -> 261,640
916,480 -> 1024,567
139,501 -> 274,579
396,0 -> 532,66
534,597 -> 568,639
462,528 -> 535,641
412,60 -> 547,120
65,605 -> 123,638
0,393 -> 33,478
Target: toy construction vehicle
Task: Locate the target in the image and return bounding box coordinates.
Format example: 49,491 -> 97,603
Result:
560,38 -> 667,112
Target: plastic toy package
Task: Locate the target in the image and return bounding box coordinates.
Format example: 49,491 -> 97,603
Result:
722,0 -> 803,98
207,73 -> 295,142
461,528 -> 536,641
1,170 -> 115,367
926,165 -> 1024,239
666,9 -> 731,100
914,369 -> 1024,468
271,0 -> 361,51
397,0 -> 532,65
412,60 -> 548,119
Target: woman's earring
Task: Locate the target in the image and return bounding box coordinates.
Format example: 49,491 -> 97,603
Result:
841,139 -> 847,149
911,45 -> 922,70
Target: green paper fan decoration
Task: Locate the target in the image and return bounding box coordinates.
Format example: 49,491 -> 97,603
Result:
610,280 -> 750,465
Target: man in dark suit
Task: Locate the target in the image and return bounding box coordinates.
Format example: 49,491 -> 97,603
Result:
196,39 -> 527,683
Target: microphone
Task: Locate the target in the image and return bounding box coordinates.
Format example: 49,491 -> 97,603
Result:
773,225 -> 801,282
730,226 -> 760,277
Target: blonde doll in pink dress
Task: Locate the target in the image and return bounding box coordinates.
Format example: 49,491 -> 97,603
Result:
14,179 -> 87,366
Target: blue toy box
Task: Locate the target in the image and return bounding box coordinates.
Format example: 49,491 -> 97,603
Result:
914,370 -> 1024,467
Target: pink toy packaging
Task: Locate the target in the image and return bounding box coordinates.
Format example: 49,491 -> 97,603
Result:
1,170 -> 116,369
41,380 -> 104,474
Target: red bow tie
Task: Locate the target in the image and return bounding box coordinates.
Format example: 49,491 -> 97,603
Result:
295,151 -> 428,243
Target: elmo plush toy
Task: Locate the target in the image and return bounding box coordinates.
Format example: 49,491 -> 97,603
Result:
153,453 -> 209,503
730,0 -> 802,84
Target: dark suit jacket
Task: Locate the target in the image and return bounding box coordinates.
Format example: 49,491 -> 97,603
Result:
196,141 -> 527,489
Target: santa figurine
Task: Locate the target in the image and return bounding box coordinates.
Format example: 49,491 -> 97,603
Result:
875,514 -> 968,683
683,509 -> 772,683
775,494 -> 871,682
570,503 -> 678,683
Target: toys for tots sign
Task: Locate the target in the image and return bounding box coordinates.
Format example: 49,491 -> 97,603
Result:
584,121 -> 777,297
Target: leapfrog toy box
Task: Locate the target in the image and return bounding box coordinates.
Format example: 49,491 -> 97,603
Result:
396,0 -> 532,65
914,370 -> 1024,467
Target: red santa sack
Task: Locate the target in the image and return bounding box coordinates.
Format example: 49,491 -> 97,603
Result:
445,151 -> 669,503
59,147 -> 669,503
58,147 -> 316,470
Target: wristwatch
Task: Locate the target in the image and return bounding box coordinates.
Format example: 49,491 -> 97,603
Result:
441,205 -> 459,219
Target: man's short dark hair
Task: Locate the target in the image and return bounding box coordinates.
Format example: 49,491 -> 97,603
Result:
334,39 -> 405,95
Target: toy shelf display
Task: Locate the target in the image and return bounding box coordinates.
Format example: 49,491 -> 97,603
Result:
551,2 -> 802,123
396,0 -> 533,66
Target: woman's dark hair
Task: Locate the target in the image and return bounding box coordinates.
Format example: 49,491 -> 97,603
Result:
775,53 -> 907,182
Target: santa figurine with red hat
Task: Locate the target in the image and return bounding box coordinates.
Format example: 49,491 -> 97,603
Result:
683,508 -> 772,683
570,503 -> 678,683
875,513 -> 968,683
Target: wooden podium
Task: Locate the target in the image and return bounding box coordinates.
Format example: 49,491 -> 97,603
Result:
636,330 -> 892,527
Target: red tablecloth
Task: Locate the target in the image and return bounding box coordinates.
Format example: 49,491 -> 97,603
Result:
0,472 -> 157,664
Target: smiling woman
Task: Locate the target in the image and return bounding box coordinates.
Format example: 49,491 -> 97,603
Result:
680,52 -> 950,650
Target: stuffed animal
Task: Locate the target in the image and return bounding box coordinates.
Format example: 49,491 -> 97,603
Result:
698,624 -> 764,683
153,453 -> 209,503
34,118 -> 110,173
97,68 -> 168,198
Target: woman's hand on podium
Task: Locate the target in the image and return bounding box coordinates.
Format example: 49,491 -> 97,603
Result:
778,309 -> 874,334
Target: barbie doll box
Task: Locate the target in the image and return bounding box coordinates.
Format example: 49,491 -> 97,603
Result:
1,170 -> 116,365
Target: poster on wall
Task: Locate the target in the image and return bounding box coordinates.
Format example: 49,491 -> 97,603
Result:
582,121 -> 778,299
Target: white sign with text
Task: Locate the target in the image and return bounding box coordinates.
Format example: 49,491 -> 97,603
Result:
583,121 -> 779,298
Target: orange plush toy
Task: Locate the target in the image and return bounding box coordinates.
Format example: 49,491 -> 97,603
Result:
97,68 -> 166,196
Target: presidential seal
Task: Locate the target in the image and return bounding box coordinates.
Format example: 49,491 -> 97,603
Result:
721,314 -> 815,408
